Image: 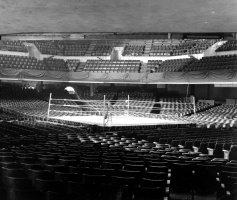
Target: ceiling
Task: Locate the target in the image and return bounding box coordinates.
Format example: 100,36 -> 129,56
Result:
0,0 -> 237,35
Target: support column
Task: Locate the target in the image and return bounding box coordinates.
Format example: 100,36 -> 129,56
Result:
168,33 -> 171,39
90,83 -> 95,97
190,84 -> 195,96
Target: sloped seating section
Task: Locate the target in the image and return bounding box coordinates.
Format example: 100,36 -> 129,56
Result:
159,97 -> 212,117
91,45 -> 113,56
83,60 -> 141,73
0,111 -> 18,121
185,54 -> 237,71
75,86 -> 156,116
147,58 -> 194,72
0,84 -> 83,121
183,104 -> 237,128
66,59 -> 80,72
146,60 -> 162,73
43,57 -> 69,71
0,54 -> 70,71
0,85 -> 48,120
31,40 -> 63,55
123,45 -> 145,56
216,40 -> 237,52
0,54 -> 46,70
149,39 -> 218,56
0,119 -> 237,200
59,40 -> 90,56
1,40 -> 27,52
0,39 -> 218,59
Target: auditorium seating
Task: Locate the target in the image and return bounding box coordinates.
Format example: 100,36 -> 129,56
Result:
185,54 -> 237,71
0,55 -> 46,70
216,40 -> 237,52
66,60 -> 80,72
146,60 -> 162,73
91,45 -> 113,56
0,54 -> 69,71
149,39 -> 218,56
31,41 -> 63,55
0,39 -> 218,59
183,104 -> 237,128
0,119 -> 236,200
1,83 -> 237,130
83,60 -> 141,73
123,45 -> 145,56
59,40 -> 90,56
43,58 -> 69,71
147,58 -> 194,72
159,97 -> 212,117
1,40 -> 27,52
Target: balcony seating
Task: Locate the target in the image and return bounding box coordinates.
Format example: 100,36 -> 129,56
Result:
91,45 -> 112,56
146,60 -> 162,73
147,58 -> 194,72
1,83 -> 237,130
83,60 -> 141,73
185,54 -> 237,71
123,45 -> 145,56
216,40 -> 237,52
61,42 -> 89,56
66,59 -> 80,71
1,40 -> 27,52
0,39 -> 218,59
149,39 -> 218,56
0,118 -> 236,200
30,41 -> 63,55
43,57 -> 69,71
0,54 -> 69,71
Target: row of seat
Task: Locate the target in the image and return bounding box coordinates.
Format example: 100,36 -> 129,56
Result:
183,104 -> 237,128
216,40 -> 237,52
0,120 -> 237,200
83,60 -> 141,73
0,54 -> 72,71
0,39 -> 218,57
185,54 -> 237,71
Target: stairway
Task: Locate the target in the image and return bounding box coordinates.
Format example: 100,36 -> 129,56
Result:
143,40 -> 153,56
140,62 -> 148,73
85,41 -> 97,56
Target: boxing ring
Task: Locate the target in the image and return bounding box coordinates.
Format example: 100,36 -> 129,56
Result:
46,94 -> 195,127
50,115 -> 189,127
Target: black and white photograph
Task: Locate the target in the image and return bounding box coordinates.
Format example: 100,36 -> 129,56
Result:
0,1 -> 236,200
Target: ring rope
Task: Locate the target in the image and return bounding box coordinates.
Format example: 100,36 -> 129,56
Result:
51,98 -> 194,105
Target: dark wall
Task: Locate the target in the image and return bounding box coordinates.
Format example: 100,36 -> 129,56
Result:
167,84 -> 237,103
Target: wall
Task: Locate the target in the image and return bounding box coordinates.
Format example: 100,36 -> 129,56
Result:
193,84 -> 237,103
210,86 -> 237,102
194,84 -> 210,100
167,84 -> 189,96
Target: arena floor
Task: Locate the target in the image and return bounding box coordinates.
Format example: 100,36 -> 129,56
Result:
51,115 -> 190,127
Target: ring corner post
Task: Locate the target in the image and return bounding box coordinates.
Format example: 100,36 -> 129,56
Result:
47,93 -> 52,121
